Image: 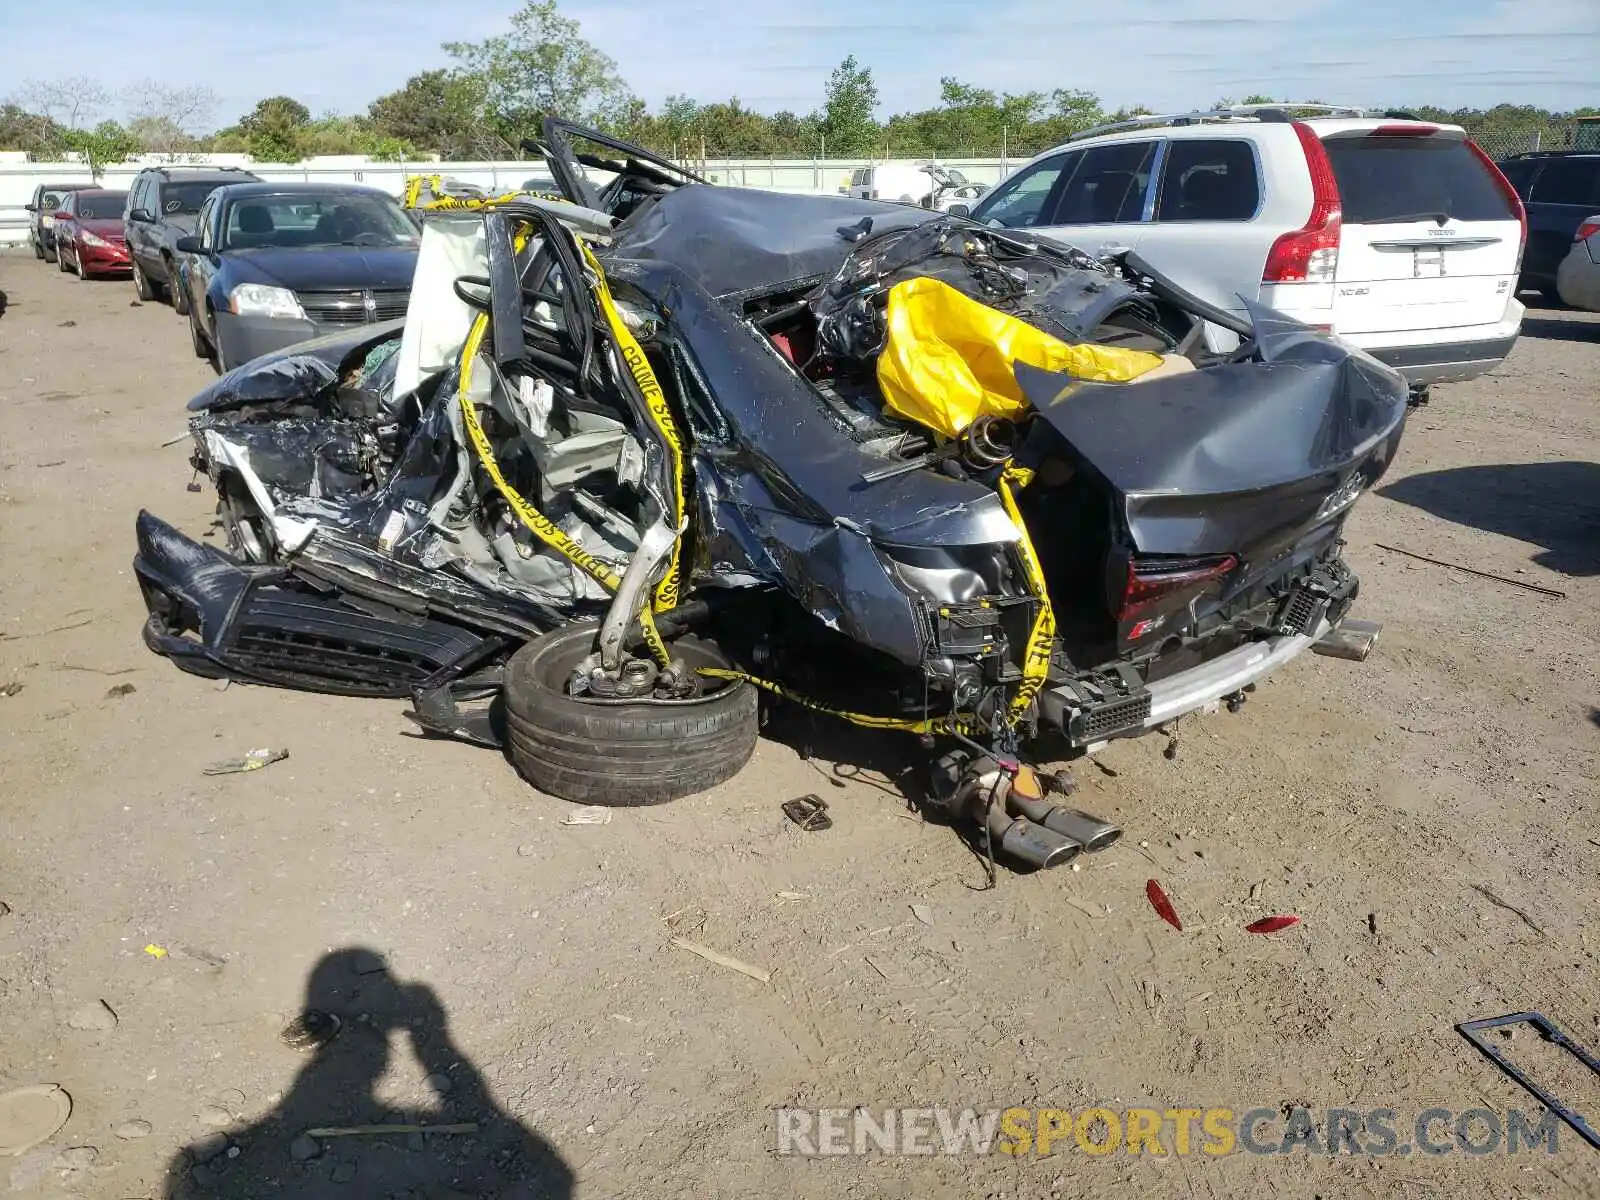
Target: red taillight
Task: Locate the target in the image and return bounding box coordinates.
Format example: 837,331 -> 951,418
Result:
1575,219 -> 1600,242
1371,124 -> 1439,137
1263,122 -> 1342,284
1465,138 -> 1527,266
1117,554 -> 1238,621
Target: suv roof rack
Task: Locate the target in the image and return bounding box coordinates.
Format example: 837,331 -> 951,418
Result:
146,164 -> 252,175
1064,102 -> 1382,145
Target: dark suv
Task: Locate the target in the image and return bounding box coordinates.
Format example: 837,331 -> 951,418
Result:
123,165 -> 259,311
1497,152 -> 1600,299
25,182 -> 94,262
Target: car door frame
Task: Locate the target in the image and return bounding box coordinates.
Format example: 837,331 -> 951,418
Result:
1028,138 -> 1162,260
128,174 -> 155,276
1135,133 -> 1273,339
188,193 -> 223,339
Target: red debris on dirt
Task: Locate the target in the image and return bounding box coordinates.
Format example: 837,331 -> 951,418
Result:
1145,879 -> 1182,930
1245,915 -> 1301,934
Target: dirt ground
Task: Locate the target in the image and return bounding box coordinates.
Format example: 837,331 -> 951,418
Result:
1,249 -> 1596,1199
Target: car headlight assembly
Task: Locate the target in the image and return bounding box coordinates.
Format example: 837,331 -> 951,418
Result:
229,284 -> 305,320
79,230 -> 110,249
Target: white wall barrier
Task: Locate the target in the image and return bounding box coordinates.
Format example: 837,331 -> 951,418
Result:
0,157 -> 1015,246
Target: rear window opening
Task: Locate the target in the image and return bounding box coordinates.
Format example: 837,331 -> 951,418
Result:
1322,136 -> 1519,224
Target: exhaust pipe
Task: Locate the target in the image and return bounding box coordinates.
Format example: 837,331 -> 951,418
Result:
1313,617 -> 1382,663
985,806 -> 1081,870
1005,789 -> 1123,855
1038,808 -> 1123,853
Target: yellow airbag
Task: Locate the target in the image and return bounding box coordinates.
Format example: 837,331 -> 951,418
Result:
875,276 -> 1164,439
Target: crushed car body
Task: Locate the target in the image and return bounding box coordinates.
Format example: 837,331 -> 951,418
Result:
134,119 -> 1409,870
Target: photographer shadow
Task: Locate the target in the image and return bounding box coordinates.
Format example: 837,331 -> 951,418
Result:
164,948 -> 573,1199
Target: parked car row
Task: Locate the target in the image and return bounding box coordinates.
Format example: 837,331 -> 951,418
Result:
26,165 -> 425,372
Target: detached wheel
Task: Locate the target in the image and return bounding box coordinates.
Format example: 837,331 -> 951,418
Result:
504,623 -> 758,806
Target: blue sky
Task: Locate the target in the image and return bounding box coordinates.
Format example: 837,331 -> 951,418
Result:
3,0 -> 1594,128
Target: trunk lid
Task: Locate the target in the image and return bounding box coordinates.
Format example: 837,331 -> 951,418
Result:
1017,315 -> 1409,563
1321,128 -> 1524,334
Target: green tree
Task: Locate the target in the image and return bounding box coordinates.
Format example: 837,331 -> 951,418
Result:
812,55 -> 879,156
239,95 -> 313,161
62,120 -> 141,174
369,69 -> 498,158
443,0 -> 631,137
0,103 -> 66,155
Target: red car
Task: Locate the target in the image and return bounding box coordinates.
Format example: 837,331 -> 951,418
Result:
54,189 -> 132,280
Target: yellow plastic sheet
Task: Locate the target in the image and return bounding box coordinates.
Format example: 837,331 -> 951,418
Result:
875,276 -> 1164,439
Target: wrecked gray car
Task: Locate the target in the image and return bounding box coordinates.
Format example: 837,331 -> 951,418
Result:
134,130 -> 1407,871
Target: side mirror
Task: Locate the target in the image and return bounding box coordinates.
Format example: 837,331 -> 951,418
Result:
129,208 -> 153,224
174,235 -> 204,254
946,203 -> 971,218
25,203 -> 37,212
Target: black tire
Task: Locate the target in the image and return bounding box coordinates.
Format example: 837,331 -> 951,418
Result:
133,259 -> 156,301
504,622 -> 758,806
56,243 -> 71,273
43,240 -> 57,264
76,251 -> 90,281
32,236 -> 44,261
165,257 -> 189,314
188,304 -> 211,360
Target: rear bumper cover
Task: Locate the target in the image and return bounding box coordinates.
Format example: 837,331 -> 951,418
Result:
1361,334 -> 1520,386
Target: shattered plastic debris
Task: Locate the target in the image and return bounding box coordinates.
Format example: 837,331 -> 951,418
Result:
203,748 -> 289,776
143,944 -> 168,959
280,1010 -> 342,1052
1145,879 -> 1183,931
1245,915 -> 1302,934
561,806 -> 613,826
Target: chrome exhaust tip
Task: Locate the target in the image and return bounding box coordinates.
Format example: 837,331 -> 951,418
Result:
1313,617 -> 1382,663
1040,808 -> 1123,853
985,808 -> 1082,870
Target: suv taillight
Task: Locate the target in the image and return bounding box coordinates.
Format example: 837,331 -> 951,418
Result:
1465,138 -> 1527,270
1574,219 -> 1600,243
1262,122 -> 1342,284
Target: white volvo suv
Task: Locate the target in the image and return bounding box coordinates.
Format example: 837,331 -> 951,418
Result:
960,104 -> 1528,397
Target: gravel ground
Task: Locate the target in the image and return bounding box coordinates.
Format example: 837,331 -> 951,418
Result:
1,250 -> 1596,1199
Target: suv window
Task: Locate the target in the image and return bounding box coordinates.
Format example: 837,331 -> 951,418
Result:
971,151 -> 1079,229
1322,136 -> 1519,223
1155,139 -> 1260,221
1050,141 -> 1157,224
159,179 -> 229,216
1527,158 -> 1600,206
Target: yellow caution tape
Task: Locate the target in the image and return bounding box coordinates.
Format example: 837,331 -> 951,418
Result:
696,667 -> 983,736
579,241 -> 687,613
451,214 -> 1056,733
996,463 -> 1054,722
453,220 -> 686,666
404,173 -> 567,212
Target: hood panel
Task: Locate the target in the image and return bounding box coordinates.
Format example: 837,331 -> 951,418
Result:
610,187 -> 939,298
224,247 -> 420,292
